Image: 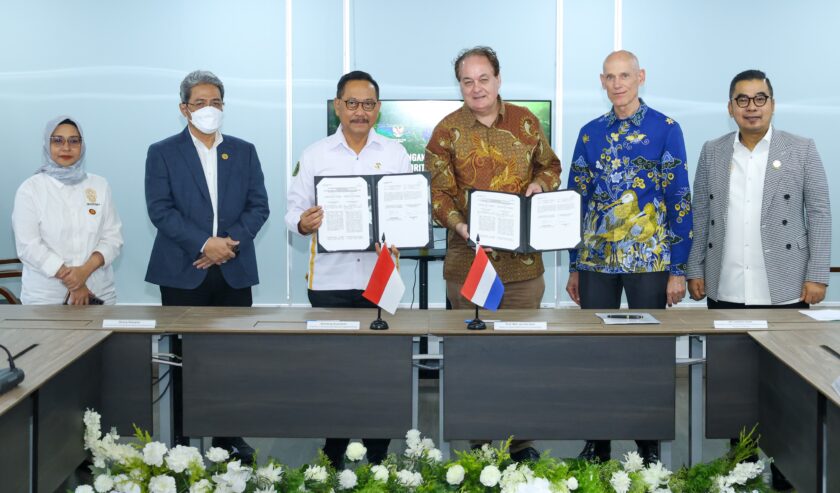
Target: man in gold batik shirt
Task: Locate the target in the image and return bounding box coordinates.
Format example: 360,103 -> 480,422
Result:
425,46 -> 561,310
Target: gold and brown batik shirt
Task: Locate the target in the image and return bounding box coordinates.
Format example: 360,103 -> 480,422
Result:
425,99 -> 562,284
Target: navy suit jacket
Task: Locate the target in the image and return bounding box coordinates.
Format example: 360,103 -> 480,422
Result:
145,127 -> 269,289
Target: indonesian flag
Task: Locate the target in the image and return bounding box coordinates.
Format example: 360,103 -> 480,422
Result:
460,243 -> 504,311
362,244 -> 405,315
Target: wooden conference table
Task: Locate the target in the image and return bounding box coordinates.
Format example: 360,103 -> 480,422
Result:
1,305 -> 839,492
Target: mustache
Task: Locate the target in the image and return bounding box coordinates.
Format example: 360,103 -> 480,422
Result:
350,117 -> 370,123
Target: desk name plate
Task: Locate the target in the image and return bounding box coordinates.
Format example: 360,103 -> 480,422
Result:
493,321 -> 548,331
306,320 -> 360,330
713,320 -> 768,329
102,319 -> 156,329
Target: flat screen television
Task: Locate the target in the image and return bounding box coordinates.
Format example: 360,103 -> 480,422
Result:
327,100 -> 552,171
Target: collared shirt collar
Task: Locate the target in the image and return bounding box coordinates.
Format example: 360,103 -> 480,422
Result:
605,98 -> 648,127
331,125 -> 384,153
734,125 -> 773,150
188,129 -> 223,150
460,96 -> 506,127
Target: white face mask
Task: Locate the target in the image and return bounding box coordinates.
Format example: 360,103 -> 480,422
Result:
188,106 -> 224,134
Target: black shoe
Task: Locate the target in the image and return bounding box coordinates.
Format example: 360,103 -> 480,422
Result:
510,446 -> 540,463
771,463 -> 794,492
636,441 -> 660,466
577,440 -> 610,462
212,436 -> 255,465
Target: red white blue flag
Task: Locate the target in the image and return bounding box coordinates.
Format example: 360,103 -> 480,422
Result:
460,243 -> 504,311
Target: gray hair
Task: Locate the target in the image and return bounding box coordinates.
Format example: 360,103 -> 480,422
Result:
180,70 -> 225,103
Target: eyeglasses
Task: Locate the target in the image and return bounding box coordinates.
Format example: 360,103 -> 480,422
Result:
185,99 -> 224,110
732,93 -> 771,108
342,99 -> 378,111
49,136 -> 83,147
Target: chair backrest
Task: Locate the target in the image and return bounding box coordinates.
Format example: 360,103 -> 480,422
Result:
0,258 -> 22,304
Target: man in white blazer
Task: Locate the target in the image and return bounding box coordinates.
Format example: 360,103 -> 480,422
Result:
687,69 -> 831,489
688,69 -> 830,309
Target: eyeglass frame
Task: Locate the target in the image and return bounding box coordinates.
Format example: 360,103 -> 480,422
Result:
183,99 -> 225,110
49,136 -> 83,147
340,99 -> 379,111
732,93 -> 772,108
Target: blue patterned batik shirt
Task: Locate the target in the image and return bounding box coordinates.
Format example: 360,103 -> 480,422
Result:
568,100 -> 693,275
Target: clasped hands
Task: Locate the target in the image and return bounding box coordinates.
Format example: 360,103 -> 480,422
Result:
194,236 -> 240,269
56,264 -> 93,305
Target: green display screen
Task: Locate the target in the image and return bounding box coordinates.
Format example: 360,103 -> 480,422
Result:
327,100 -> 552,172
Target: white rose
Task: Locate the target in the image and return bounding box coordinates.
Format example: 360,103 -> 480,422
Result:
480,465 -> 502,487
149,475 -> 176,493
189,479 -> 213,493
206,447 -> 230,463
304,465 -> 328,483
143,442 -> 168,467
345,442 -> 367,462
427,448 -> 443,462
609,471 -> 631,493
420,438 -> 435,450
338,470 -> 358,490
75,486 -> 95,493
446,465 -> 465,485
566,477 -> 579,491
93,474 -> 114,492
371,465 -> 390,482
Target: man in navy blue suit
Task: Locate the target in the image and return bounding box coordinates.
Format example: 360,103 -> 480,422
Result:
145,70 -> 269,460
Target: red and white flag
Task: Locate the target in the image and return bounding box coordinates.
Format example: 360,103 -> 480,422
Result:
362,244 -> 405,315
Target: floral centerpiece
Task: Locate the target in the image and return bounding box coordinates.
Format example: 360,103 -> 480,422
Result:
74,410 -> 776,493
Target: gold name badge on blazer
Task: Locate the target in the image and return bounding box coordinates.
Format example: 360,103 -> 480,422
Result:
772,159 -> 781,169
221,153 -> 229,160
85,188 -> 97,203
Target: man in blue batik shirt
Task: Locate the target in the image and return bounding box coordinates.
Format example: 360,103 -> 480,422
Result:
566,50 -> 693,465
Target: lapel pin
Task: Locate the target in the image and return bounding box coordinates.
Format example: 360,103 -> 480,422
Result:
374,162 -> 382,169
772,160 -> 781,169
221,153 -> 229,160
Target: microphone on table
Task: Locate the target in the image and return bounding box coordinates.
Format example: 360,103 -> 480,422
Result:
0,343 -> 25,395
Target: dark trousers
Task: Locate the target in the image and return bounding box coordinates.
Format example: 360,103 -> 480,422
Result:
308,288 -> 388,466
578,270 -> 670,457
160,265 -> 252,307
707,298 -> 809,310
579,270 -> 670,309
307,289 -> 376,309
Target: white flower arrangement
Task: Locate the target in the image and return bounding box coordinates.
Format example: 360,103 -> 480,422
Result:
337,469 -> 358,489
370,464 -> 390,482
446,464 -> 465,485
205,446 -> 230,463
344,441 -> 367,462
610,470 -> 632,493
75,409 -> 774,493
480,464 -> 502,487
621,450 -> 645,473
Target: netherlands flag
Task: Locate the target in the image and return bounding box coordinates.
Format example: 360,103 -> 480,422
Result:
460,243 -> 504,311
362,243 -> 405,315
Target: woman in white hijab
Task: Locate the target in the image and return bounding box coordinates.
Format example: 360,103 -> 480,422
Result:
12,116 -> 123,305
